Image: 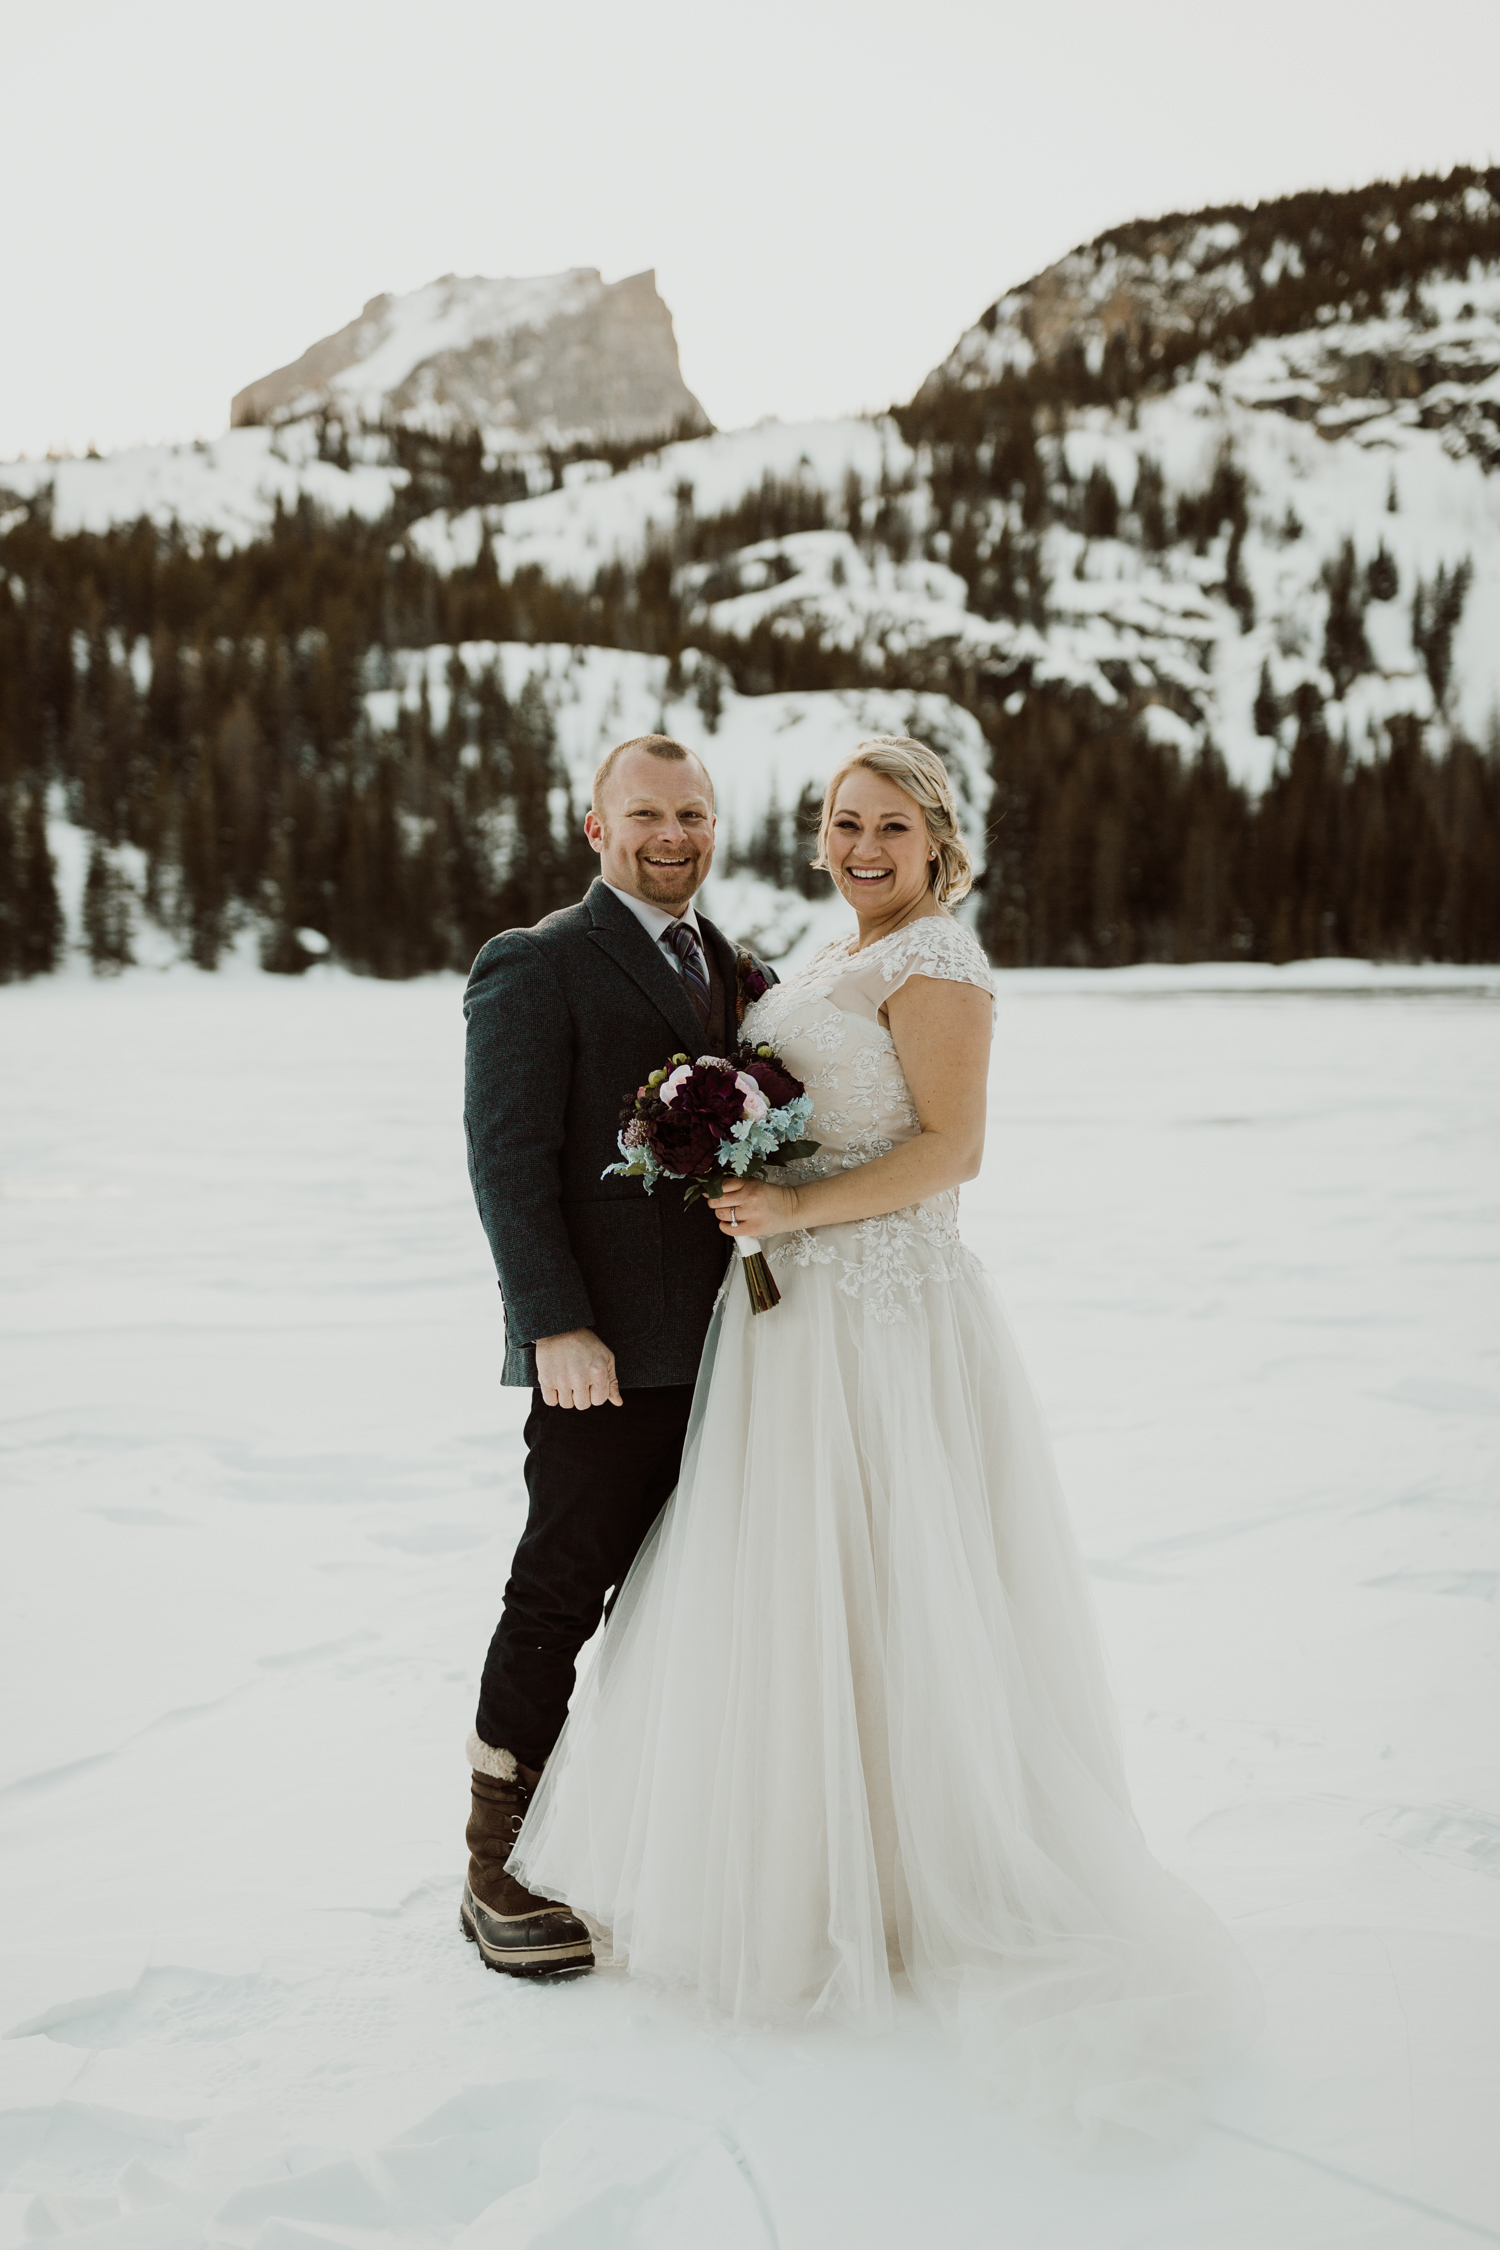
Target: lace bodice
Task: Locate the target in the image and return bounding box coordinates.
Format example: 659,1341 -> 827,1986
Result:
741,915 -> 995,1321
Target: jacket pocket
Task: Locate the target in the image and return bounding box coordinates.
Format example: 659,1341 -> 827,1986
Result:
562,1199 -> 665,1342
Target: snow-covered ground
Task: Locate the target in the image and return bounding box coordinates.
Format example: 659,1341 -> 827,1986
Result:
2,965 -> 1498,2248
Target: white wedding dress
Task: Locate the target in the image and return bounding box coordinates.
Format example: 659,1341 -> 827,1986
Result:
512,916 -> 1258,2162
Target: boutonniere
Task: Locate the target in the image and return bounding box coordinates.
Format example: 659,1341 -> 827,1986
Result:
733,947 -> 771,1025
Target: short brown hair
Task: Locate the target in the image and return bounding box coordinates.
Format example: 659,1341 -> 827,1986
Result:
591,734 -> 714,816
812,736 -> 974,905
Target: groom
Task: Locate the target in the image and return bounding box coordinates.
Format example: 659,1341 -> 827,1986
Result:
459,732 -> 774,1977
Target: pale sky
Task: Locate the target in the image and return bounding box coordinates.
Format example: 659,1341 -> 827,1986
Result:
4,0 -> 1498,462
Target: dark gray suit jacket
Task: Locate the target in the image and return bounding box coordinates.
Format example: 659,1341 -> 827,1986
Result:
463,879 -> 777,1388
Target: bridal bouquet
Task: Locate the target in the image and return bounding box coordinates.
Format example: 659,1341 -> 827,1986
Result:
604,1044 -> 819,1313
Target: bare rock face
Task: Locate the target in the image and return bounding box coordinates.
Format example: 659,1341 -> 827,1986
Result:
917,220 -> 1255,400
231,268 -> 711,446
915,169 -> 1500,417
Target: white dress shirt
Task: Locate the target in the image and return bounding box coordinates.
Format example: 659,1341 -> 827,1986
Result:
602,882 -> 707,981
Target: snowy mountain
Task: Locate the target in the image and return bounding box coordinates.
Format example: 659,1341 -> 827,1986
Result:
230,268 -> 710,447
3,168 -> 1498,981
900,169 -> 1500,774
423,176 -> 1498,780
920,177 -> 1500,473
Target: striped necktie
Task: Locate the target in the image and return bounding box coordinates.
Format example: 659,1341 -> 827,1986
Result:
661,918 -> 711,1028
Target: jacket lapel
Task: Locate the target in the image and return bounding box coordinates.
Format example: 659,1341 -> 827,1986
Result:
585,880 -> 707,1054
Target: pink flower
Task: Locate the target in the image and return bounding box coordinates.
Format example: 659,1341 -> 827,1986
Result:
658,1064 -> 694,1105
733,1073 -> 770,1121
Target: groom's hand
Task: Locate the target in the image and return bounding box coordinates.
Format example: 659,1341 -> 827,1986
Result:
535,1329 -> 623,1410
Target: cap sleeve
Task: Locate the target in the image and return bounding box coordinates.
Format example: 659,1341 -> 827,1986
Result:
831,917 -> 995,1021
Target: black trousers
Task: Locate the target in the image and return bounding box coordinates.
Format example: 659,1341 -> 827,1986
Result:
476,1384 -> 695,1770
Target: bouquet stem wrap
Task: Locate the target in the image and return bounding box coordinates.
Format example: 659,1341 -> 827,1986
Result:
732,1232 -> 781,1313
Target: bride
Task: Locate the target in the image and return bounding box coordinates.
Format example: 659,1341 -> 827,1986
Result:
511,735 -> 1258,2161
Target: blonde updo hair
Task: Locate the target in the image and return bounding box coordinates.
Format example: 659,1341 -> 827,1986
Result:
812,736 -> 973,906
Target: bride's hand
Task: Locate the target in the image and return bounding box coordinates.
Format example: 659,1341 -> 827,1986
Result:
706,1178 -> 799,1240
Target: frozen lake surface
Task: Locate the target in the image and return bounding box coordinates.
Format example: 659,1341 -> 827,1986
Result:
2,964 -> 1498,2249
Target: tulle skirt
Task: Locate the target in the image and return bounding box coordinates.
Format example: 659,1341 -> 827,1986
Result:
512,1226 -> 1259,2162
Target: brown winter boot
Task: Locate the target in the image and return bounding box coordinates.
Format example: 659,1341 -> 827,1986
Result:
460,1734 -> 593,1978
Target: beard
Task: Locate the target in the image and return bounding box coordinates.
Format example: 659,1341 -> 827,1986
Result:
631,845 -> 708,904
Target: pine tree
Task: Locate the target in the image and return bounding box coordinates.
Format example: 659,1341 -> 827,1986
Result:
1322,539 -> 1373,699
693,656 -> 726,735
83,838 -> 133,973
494,673 -> 573,932
472,660 -> 510,761
0,782 -> 18,982
1256,686 -> 1346,960
1133,457 -> 1169,552
402,813 -> 455,974
743,781 -> 787,886
447,769 -> 503,964
1177,746 -> 1243,961
1365,541 -> 1399,603
1412,559 -> 1473,712
140,757 -> 178,928
260,823 -> 307,974
179,753 -> 225,969
842,468 -> 865,541
364,757 -> 408,976
1253,660 -> 1282,738
219,698 -> 268,900
16,787 -> 64,977
1081,463 -> 1119,541
332,785 -> 375,971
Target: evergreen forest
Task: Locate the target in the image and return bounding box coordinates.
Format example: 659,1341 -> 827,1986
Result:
3,164 -> 1499,980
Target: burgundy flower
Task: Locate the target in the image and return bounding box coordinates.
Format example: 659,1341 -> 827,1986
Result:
648,1110 -> 723,1176
645,1060 -> 748,1178
734,950 -> 770,1023
734,1047 -> 802,1110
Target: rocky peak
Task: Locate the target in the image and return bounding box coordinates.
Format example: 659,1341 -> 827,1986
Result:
231,267 -> 711,448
